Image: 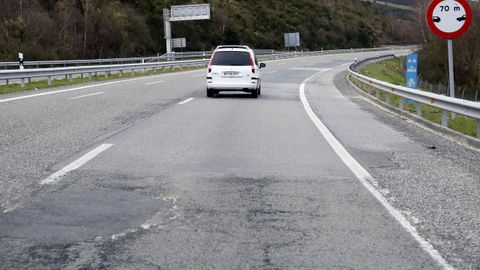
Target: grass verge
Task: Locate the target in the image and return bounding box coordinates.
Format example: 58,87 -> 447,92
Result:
357,57 -> 478,138
0,66 -> 204,95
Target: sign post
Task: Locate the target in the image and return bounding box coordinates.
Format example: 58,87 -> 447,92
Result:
18,53 -> 24,70
426,0 -> 472,100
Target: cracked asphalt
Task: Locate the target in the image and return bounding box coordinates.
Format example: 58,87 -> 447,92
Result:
0,52 -> 479,269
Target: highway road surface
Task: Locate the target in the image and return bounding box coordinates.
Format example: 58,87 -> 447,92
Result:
0,52 -> 479,269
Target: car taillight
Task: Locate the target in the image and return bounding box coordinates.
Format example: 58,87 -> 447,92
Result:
250,55 -> 255,74
208,53 -> 215,73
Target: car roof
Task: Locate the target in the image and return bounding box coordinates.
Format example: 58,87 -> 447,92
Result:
216,45 -> 251,50
214,45 -> 253,53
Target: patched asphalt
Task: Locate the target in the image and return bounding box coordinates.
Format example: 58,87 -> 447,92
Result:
0,52 -> 477,269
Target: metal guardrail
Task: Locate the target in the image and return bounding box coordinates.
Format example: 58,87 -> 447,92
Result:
0,50 -> 277,70
0,46 -> 418,70
0,59 -> 209,87
0,46 -> 417,89
349,55 -> 480,139
0,56 -> 166,70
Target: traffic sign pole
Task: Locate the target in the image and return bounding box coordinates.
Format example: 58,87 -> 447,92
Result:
448,39 -> 455,99
426,0 -> 471,119
448,39 -> 456,118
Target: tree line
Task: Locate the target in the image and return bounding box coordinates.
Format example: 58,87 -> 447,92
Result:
0,0 -> 399,61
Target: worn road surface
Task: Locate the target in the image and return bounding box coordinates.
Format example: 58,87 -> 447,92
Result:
1,52 -> 479,269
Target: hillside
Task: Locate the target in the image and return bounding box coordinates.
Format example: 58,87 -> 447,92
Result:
0,0 -> 399,61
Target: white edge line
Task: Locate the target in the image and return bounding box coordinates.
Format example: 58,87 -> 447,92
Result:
192,74 -> 204,78
178,97 -> 194,105
145,80 -> 165,85
0,69 -> 203,104
299,67 -> 455,270
40,144 -> 113,185
70,92 -> 104,99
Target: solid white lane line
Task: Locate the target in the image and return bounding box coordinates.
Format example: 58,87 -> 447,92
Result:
70,92 -> 104,99
40,144 -> 113,185
178,97 -> 194,105
299,67 -> 454,270
278,62 -> 287,65
145,80 -> 165,85
0,70 -> 203,104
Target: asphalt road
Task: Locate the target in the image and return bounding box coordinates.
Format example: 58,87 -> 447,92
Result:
0,52 -> 479,269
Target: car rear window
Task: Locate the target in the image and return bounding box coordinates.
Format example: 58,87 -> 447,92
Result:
211,51 -> 251,66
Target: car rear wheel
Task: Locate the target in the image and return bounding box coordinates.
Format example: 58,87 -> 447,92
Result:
207,88 -> 215,97
251,89 -> 258,98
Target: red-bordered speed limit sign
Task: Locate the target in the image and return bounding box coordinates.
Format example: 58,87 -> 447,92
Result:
427,0 -> 472,39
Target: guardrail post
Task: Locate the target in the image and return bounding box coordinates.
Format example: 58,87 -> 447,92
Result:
441,110 -> 448,127
5,79 -> 9,85
47,76 -> 52,86
386,93 -> 391,104
88,72 -> 92,80
416,103 -> 423,118
105,72 -> 109,79
119,70 -> 123,77
375,89 -> 380,99
68,74 -> 73,83
399,97 -> 404,110
131,69 -> 135,76
21,78 -> 25,89
477,119 -> 480,139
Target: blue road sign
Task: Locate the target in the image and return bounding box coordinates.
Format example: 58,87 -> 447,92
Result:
406,53 -> 418,89
406,53 -> 418,105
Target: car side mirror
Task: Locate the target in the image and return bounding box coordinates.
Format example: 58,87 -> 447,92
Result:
260,63 -> 266,69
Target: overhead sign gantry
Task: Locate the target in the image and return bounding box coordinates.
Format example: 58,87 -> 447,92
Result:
163,4 -> 211,54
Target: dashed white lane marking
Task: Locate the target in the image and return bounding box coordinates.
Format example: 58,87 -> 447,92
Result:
267,71 -> 277,74
0,70 -> 202,104
299,67 -> 455,270
290,67 -> 328,71
40,144 -> 113,185
145,80 -> 165,85
178,97 -> 194,105
70,92 -> 104,99
192,74 -> 204,78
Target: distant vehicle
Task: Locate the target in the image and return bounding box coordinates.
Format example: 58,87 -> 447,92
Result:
457,15 -> 466,22
433,16 -> 441,23
206,45 -> 266,98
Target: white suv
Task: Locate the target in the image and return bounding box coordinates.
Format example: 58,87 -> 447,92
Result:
206,45 -> 266,98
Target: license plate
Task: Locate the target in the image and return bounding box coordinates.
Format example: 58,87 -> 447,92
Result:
223,71 -> 240,76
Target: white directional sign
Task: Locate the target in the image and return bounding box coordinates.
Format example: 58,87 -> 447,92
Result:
172,38 -> 186,49
427,0 -> 471,39
284,32 -> 300,48
170,4 -> 210,22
